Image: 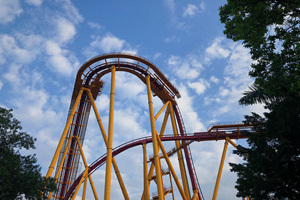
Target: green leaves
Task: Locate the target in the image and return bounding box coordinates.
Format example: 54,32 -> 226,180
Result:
220,0 -> 300,199
0,107 -> 56,199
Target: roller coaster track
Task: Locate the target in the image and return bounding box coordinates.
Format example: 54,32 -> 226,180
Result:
64,127 -> 251,199
46,53 -> 254,200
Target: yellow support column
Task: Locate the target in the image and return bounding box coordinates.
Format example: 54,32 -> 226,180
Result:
146,75 -> 164,200
71,169 -> 89,200
82,170 -> 88,200
104,65 -> 116,200
169,104 -> 191,200
156,132 -> 187,200
143,144 -> 149,200
74,136 -> 99,200
212,138 -> 229,200
86,88 -> 129,200
142,105 -> 170,200
46,88 -> 84,179
47,136 -> 73,200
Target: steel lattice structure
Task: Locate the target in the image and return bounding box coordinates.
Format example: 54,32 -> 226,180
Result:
45,53 -> 253,200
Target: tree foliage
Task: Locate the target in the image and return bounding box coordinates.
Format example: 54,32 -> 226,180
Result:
0,107 -> 56,199
220,0 -> 300,199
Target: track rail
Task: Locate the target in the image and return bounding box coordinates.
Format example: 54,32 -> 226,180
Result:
50,53 -> 254,200
54,53 -> 182,198
64,130 -> 251,199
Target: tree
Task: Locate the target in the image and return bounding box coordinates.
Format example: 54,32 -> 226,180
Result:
0,107 -> 56,199
219,0 -> 300,199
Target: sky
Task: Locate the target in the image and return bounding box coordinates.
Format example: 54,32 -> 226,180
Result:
0,0 -> 265,199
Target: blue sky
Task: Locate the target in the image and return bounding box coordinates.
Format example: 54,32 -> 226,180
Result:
0,0 -> 265,199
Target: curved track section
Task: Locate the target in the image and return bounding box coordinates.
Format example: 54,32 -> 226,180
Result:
64,130 -> 249,199
55,53 -> 182,198
52,53 -> 253,200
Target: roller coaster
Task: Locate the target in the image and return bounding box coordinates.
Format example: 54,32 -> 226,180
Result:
45,53 -> 253,200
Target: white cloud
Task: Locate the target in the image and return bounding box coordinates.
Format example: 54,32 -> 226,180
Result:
210,76 -> 220,84
45,40 -> 78,75
0,0 -> 23,24
115,73 -> 145,100
88,21 -> 103,30
167,55 -> 204,80
177,84 -> 205,132
199,2 -> 206,11
0,34 -> 37,64
164,0 -> 176,14
205,37 -> 231,64
99,34 -> 125,52
225,43 -> 252,79
163,0 -> 190,31
154,52 -> 162,60
25,0 -> 43,6
59,0 -> 83,24
183,4 -> 199,17
84,33 -> 137,57
55,17 -> 76,43
3,64 -> 22,88
15,33 -> 43,50
164,35 -> 180,43
188,79 -> 209,95
219,87 -> 230,97
203,41 -> 266,119
0,80 -> 2,90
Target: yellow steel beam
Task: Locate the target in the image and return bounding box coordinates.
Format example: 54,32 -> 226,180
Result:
141,105 -> 171,200
227,137 -> 238,149
74,136 -> 99,200
46,88 -> 84,179
146,75 -> 164,199
86,88 -> 129,199
71,168 -> 89,200
169,166 -> 175,200
143,144 -> 149,200
212,138 -> 229,200
82,170 -> 88,200
104,65 -> 116,200
156,132 -> 187,200
154,101 -> 170,120
191,190 -> 199,200
47,136 -> 73,200
169,103 -> 191,199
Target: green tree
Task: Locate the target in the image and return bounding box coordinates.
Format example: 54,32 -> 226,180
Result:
0,107 -> 56,199
219,0 -> 300,199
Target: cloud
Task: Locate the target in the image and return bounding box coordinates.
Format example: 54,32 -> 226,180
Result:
205,37 -> 231,64
99,34 -> 126,52
45,40 -> 79,75
202,40 -> 266,118
210,76 -> 220,84
163,0 -> 189,31
83,33 -> 138,57
188,79 -> 210,95
25,0 -> 43,6
59,0 -> 83,24
3,64 -> 22,89
164,0 -> 176,15
0,0 -> 23,24
225,43 -> 252,79
183,4 -> 199,17
54,17 -> 77,43
0,80 -> 2,90
167,55 -> 204,80
153,52 -> 162,60
0,34 -> 37,65
164,35 -> 180,43
177,84 -> 205,132
88,21 -> 103,30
